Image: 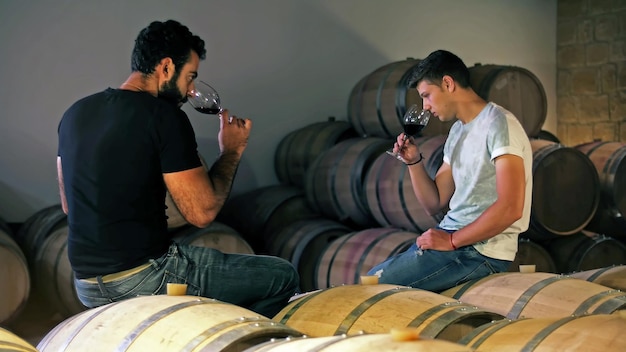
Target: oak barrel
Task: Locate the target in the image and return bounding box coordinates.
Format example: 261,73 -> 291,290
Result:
469,64 -> 547,137
273,284 -> 503,342
37,295 -> 302,352
245,333 -> 475,351
0,327 -> 38,352
507,238 -> 556,273
459,314 -> 626,351
347,58 -> 456,139
575,141 -> 626,238
364,135 -> 446,232
568,265 -> 626,291
274,118 -> 357,188
315,228 -> 417,289
0,226 -> 30,324
304,137 -> 390,228
33,224 -> 86,318
440,272 -> 626,319
265,218 -> 352,292
547,231 -> 626,274
529,139 -> 600,237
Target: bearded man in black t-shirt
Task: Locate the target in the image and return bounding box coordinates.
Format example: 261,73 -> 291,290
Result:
56,19 -> 298,318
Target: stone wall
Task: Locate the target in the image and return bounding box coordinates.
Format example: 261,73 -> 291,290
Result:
557,0 -> 626,146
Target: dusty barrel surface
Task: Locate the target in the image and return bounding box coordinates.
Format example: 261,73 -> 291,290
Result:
245,333 -> 475,351
575,141 -> 626,238
459,314 -> 626,351
274,119 -> 357,188
315,228 -> 417,289
568,265 -> 626,291
0,223 -> 30,325
347,58 -> 456,139
529,139 -> 601,238
304,137 -> 390,228
469,64 -> 547,137
440,272 -> 626,319
37,295 -> 302,352
273,284 -> 503,342
364,135 -> 446,232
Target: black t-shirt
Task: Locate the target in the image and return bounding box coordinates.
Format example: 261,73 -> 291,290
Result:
58,88 -> 202,279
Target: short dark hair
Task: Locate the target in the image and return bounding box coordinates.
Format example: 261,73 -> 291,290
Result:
131,20 -> 206,75
409,50 -> 471,89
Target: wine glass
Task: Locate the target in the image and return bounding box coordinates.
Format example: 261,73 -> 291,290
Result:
188,81 -> 222,115
386,104 -> 432,160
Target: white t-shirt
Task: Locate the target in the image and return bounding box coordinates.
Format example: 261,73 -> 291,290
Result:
439,102 -> 533,261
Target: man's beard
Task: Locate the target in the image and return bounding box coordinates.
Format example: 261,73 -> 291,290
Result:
158,72 -> 187,107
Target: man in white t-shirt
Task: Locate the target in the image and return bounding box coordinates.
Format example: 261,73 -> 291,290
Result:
367,50 -> 533,292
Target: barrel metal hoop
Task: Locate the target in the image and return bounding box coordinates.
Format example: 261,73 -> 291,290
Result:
334,287 -> 415,335
508,276 -> 564,319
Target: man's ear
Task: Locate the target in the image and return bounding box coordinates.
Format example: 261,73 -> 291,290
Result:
157,57 -> 175,80
442,75 -> 455,92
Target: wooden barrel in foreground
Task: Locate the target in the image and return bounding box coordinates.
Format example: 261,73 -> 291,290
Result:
568,265 -> 626,291
440,272 -> 626,319
245,333 -> 475,351
459,314 -> 626,351
469,64 -> 547,137
0,327 -> 38,352
529,139 -> 600,238
0,227 -> 30,325
575,141 -> 626,238
273,284 -> 503,342
37,295 -> 302,352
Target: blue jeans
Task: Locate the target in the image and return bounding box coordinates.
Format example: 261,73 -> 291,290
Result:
366,243 -> 510,293
74,242 -> 299,318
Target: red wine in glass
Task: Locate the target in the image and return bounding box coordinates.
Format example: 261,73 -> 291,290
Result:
188,81 -> 222,115
386,105 -> 432,160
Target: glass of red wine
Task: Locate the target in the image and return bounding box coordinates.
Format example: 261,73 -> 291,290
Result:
386,104 -> 432,160
188,81 -> 222,115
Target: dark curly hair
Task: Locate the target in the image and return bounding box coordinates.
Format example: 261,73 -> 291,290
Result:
131,20 -> 206,75
409,50 -> 471,89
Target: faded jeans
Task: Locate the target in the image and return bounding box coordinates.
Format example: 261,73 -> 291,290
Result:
74,242 -> 299,318
366,243 -> 510,293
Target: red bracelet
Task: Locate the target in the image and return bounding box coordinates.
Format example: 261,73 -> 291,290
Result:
450,234 -> 457,250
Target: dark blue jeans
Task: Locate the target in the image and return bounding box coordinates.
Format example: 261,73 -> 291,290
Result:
366,243 -> 510,293
74,242 -> 299,318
